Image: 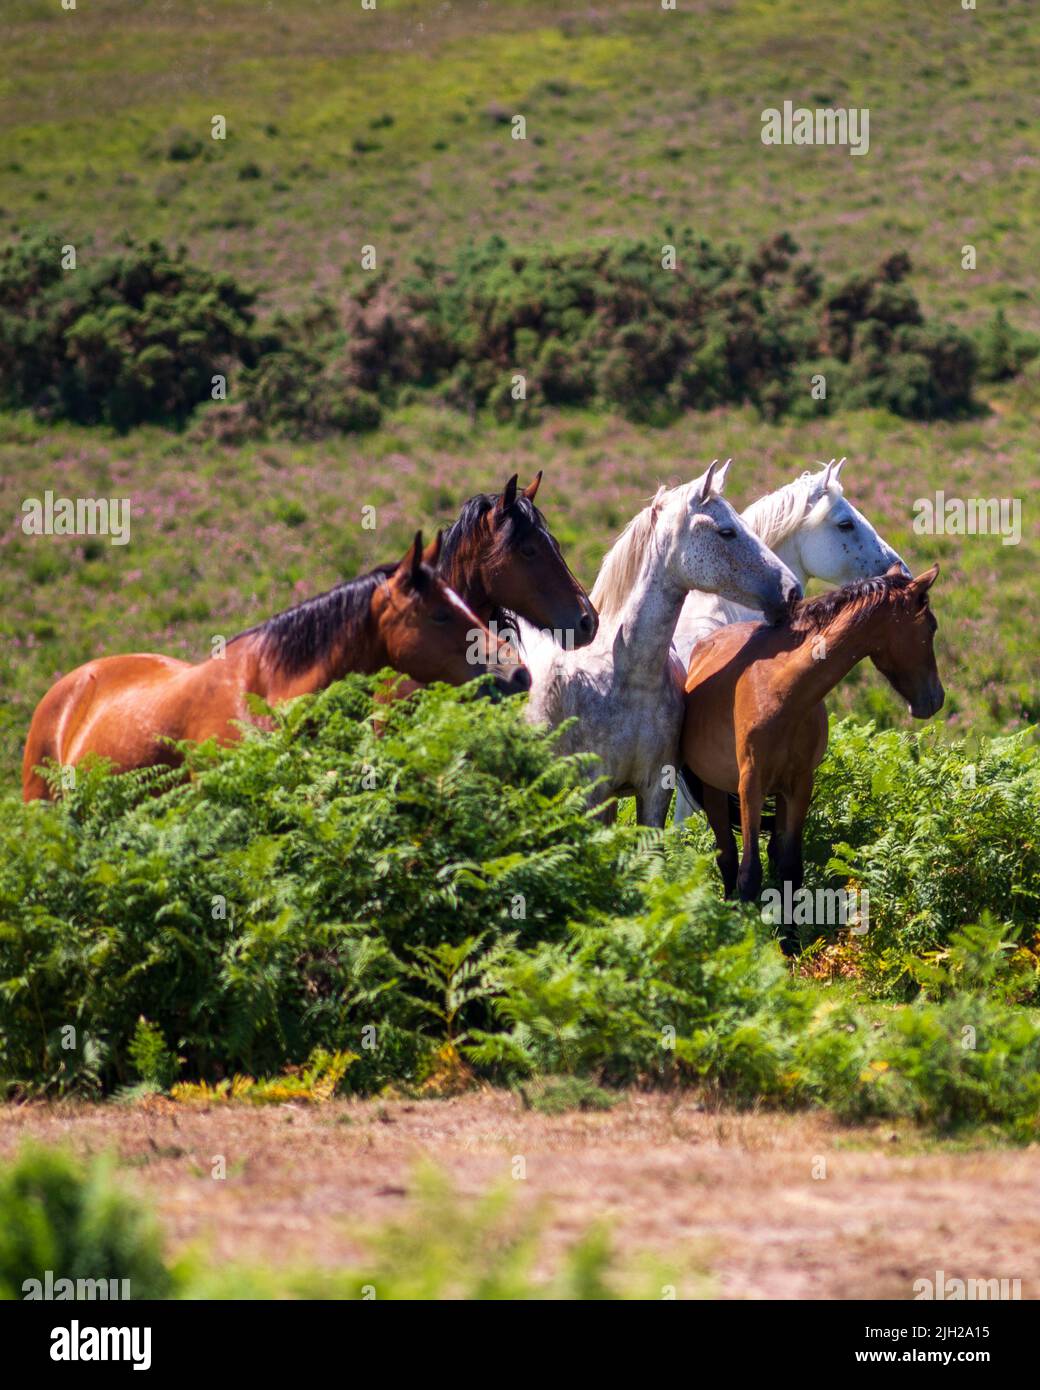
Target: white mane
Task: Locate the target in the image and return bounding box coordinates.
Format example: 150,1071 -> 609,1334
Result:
589,485 -> 664,621
589,480 -> 704,623
740,464 -> 840,548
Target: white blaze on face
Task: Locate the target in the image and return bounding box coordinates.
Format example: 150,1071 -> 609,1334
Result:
442,583 -> 479,621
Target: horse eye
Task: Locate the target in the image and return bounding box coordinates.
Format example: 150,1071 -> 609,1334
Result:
837,520 -> 855,531
431,609 -> 450,625
718,527 -> 736,539
520,545 -> 537,559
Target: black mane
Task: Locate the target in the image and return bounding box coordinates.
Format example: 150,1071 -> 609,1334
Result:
233,564 -> 399,677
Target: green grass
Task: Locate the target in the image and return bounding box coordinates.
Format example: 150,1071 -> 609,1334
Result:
3,0 -> 1037,329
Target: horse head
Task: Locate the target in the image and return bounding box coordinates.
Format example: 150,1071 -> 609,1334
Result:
378,531 -> 531,696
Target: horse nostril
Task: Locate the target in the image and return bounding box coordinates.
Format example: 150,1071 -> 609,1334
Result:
579,613 -> 594,633
511,666 -> 532,692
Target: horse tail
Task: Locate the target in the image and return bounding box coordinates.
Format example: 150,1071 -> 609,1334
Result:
675,765 -> 776,833
675,764 -> 704,825
22,667 -> 98,801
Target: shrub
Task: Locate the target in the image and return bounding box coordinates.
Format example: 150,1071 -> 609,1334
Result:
0,1146 -> 174,1300
1,227 -> 996,432
349,231 -> 978,422
801,719 -> 1040,980
3,681 -> 1039,1134
975,308 -> 1040,383
236,347 -> 382,438
0,232 -> 257,428
0,677 -> 643,1094
0,1150 -> 679,1300
469,852 -> 814,1098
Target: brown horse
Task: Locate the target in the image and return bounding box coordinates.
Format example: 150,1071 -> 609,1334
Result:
22,532 -> 529,800
678,564 -> 943,946
439,472 -> 597,646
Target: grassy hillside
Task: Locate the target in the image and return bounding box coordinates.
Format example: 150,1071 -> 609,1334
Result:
1,0 -> 1038,783
3,0 -> 1037,326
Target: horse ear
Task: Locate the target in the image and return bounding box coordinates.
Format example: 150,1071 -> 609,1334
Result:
692,459 -> 719,503
713,459 -> 732,494
885,561 -> 906,578
422,530 -> 443,569
824,457 -> 846,489
522,470 -> 542,503
911,562 -> 940,598
397,530 -> 424,583
496,474 -> 519,517
648,484 -> 668,526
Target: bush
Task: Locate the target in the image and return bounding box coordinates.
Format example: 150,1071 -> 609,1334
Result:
0,1150 -> 676,1300
470,852 -> 814,1098
0,1146 -> 174,1300
2,227 -> 999,433
975,308 -> 1040,383
0,232 -> 257,428
3,682 -> 1039,1134
0,677 -> 643,1094
348,231 -> 978,422
236,347 -> 382,438
802,719 -> 1040,980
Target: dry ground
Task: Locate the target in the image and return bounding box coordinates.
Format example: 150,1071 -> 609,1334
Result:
2,1091 -> 1038,1299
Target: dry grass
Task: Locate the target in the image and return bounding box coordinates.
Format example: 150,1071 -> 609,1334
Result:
2,1091 -> 1038,1298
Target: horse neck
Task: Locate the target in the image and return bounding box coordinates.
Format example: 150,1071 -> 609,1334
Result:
784,602 -> 890,711
768,533 -> 810,589
608,542 -> 687,682
239,604 -> 389,703
740,478 -> 817,582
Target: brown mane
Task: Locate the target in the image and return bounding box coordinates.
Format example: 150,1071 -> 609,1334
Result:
789,571 -> 920,635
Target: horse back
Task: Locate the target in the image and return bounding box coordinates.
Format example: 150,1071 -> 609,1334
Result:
22,653 -> 197,799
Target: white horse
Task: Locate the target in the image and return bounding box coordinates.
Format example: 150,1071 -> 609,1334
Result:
522,460 -> 801,826
672,458 -> 907,824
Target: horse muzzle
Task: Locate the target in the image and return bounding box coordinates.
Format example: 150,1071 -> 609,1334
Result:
488,664 -> 532,698
763,576 -> 803,625
910,680 -> 945,720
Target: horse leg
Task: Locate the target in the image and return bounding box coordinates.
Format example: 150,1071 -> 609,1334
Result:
772,779 -> 813,955
736,765 -> 764,903
767,795 -> 786,874
702,784 -> 738,897
636,782 -> 671,828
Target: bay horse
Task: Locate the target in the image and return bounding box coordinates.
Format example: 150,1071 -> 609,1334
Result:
22,531 -> 529,801
522,460 -> 801,826
672,458 -> 907,824
440,472 -> 597,647
678,564 -> 943,949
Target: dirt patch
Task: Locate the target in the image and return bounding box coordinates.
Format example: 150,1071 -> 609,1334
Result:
2,1091 -> 1038,1299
